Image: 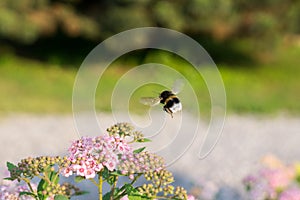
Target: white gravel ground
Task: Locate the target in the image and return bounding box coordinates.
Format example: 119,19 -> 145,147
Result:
0,113 -> 299,199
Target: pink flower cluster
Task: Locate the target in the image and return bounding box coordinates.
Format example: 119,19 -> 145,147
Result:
0,180 -> 36,200
261,167 -> 294,190
243,155 -> 300,200
279,187 -> 300,200
62,135 -> 132,179
119,194 -> 196,200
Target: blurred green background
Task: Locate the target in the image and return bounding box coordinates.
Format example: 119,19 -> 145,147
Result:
0,0 -> 300,116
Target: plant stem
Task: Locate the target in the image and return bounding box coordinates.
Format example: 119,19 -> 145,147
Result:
42,172 -> 51,183
22,178 -> 35,193
154,196 -> 174,199
115,174 -> 142,199
22,177 -> 38,199
89,178 -> 99,187
130,173 -> 142,185
99,172 -> 103,200
110,176 -> 118,200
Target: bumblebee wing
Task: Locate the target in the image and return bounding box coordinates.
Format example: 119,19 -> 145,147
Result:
172,79 -> 184,94
140,97 -> 161,106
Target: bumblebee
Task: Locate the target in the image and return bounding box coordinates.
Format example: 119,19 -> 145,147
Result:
140,80 -> 183,118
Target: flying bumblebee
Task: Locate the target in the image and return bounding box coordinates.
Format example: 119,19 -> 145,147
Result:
140,79 -> 184,118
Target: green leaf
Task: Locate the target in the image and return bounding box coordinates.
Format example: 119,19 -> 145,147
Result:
6,162 -> 21,181
102,167 -> 110,179
73,190 -> 89,196
48,171 -> 60,184
125,184 -> 135,194
133,147 -> 146,154
104,188 -> 123,200
37,192 -> 45,200
54,194 -> 69,200
4,177 -> 15,181
128,188 -> 142,196
37,179 -> 46,199
110,171 -> 124,176
103,192 -> 111,200
137,138 -> 151,143
102,168 -> 117,185
49,171 -> 57,181
108,174 -> 118,185
37,178 -> 46,191
6,162 -> 17,171
19,191 -> 36,197
74,175 -> 86,183
128,196 -> 142,200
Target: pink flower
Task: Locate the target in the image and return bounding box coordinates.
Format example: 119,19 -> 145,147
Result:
103,135 -> 116,150
94,163 -> 104,172
85,168 -> 96,179
85,158 -> 96,166
187,195 -> 196,200
261,168 -> 292,190
117,142 -> 130,153
243,175 -> 257,188
0,180 -> 37,200
279,188 -> 300,200
129,174 -> 134,180
74,164 -> 86,177
114,135 -> 121,143
62,167 -> 73,177
105,160 -> 117,171
62,132 -> 164,179
120,195 -> 129,200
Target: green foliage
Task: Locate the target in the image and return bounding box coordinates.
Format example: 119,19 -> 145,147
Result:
286,1 -> 300,33
0,0 -> 99,43
102,192 -> 112,200
1,44 -> 300,116
153,2 -> 185,30
133,147 -> 146,154
102,168 -> 118,185
6,162 -> 17,172
74,176 -> 85,183
0,0 -> 299,61
6,156 -> 85,200
137,138 -> 151,143
37,178 -> 47,199
19,191 -> 36,198
54,195 -> 69,200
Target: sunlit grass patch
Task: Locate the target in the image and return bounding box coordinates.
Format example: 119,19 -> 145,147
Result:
0,45 -> 299,116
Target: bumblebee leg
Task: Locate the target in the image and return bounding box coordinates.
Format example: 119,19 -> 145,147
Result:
164,107 -> 173,118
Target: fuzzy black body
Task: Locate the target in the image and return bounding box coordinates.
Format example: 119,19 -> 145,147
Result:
159,90 -> 182,117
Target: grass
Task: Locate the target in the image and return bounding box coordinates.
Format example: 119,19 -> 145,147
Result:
0,55 -> 75,114
220,45 -> 300,115
0,45 -> 300,116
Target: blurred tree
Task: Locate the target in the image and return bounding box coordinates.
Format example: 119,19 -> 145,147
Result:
0,0 -> 299,63
0,0 -> 99,44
